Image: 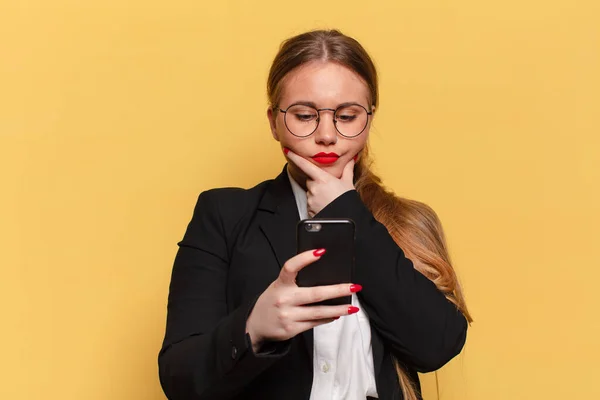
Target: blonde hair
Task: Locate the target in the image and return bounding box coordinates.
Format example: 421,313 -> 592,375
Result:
268,29 -> 472,400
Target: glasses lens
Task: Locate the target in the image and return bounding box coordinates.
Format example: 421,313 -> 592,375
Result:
284,105 -> 318,137
335,105 -> 368,137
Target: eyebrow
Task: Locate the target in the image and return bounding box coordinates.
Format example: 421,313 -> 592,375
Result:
288,100 -> 369,109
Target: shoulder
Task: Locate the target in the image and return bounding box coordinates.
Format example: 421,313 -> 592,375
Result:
189,177 -> 276,232
180,178 -> 275,249
196,178 -> 272,214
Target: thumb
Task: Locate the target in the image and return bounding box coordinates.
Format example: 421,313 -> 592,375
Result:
341,158 -> 355,185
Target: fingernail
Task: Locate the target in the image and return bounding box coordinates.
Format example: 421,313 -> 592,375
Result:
283,147 -> 290,155
353,155 -> 358,162
349,284 -> 362,293
348,306 -> 360,315
313,248 -> 326,257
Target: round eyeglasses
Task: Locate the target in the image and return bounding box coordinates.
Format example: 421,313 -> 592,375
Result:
274,103 -> 373,138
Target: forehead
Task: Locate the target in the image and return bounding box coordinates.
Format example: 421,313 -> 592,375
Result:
279,61 -> 370,107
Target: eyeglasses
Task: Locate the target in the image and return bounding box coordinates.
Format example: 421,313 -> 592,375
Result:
274,102 -> 373,138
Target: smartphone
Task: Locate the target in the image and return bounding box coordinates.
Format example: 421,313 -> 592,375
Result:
296,218 -> 355,306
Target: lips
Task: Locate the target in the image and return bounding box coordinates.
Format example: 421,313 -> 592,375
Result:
311,152 -> 340,164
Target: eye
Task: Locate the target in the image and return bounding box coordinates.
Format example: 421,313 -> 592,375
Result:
336,114 -> 357,122
288,105 -> 318,122
295,112 -> 317,122
335,105 -> 365,123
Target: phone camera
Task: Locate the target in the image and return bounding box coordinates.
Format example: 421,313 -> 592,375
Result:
305,223 -> 322,232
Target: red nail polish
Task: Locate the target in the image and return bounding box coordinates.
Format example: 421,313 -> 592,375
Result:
349,284 -> 362,293
348,306 -> 360,315
313,248 -> 326,257
283,147 -> 290,155
353,155 -> 358,162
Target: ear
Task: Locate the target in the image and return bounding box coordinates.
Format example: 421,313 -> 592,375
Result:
267,108 -> 280,142
366,105 -> 376,130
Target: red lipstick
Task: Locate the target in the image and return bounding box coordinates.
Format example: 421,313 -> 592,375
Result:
312,152 -> 339,165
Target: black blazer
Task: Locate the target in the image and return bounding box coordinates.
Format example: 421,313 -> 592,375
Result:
158,167 -> 467,400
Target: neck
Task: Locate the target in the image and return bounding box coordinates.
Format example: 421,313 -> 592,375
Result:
286,164 -> 309,191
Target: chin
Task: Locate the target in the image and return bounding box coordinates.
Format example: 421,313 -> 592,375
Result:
319,164 -> 343,178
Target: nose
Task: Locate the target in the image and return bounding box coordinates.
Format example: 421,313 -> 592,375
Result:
313,110 -> 337,146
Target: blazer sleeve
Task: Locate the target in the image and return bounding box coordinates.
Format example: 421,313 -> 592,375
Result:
158,190 -> 290,400
315,190 -> 468,373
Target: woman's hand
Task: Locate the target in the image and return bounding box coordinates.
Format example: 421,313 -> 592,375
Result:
245,249 -> 361,352
285,150 -> 355,217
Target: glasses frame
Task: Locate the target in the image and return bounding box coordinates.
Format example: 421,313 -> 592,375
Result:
274,102 -> 374,138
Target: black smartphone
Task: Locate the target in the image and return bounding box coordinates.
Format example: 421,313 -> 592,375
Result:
296,218 -> 355,306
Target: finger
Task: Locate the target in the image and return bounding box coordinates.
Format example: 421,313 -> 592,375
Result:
285,150 -> 330,182
295,304 -> 357,321
341,158 -> 355,184
294,318 -> 343,333
279,249 -> 325,285
294,283 -> 355,305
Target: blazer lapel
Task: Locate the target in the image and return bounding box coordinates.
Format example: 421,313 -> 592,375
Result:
258,166 -> 299,268
258,166 -> 314,361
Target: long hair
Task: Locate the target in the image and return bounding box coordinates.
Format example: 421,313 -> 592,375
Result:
267,29 -> 472,400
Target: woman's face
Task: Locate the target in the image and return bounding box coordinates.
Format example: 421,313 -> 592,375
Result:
267,61 -> 373,181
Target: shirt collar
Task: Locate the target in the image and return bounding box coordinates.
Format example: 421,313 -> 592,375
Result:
286,167 -> 309,220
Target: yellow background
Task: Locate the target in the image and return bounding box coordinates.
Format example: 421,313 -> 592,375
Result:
1,1 -> 599,399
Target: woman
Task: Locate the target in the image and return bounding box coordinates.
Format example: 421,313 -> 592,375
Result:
158,29 -> 472,400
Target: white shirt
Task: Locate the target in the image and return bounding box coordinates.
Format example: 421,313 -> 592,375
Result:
288,170 -> 379,400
